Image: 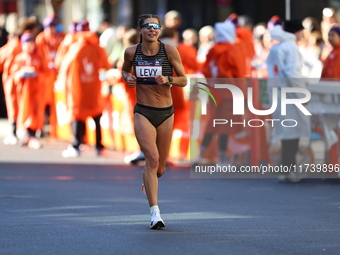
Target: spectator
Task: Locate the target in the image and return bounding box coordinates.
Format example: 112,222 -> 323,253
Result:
197,25 -> 215,72
159,27 -> 179,47
163,10 -> 183,41
1,18 -> 40,145
321,25 -> 340,78
0,25 -> 8,118
35,14 -> 65,137
318,25 -> 340,167
10,31 -> 48,148
61,27 -> 110,157
99,17 -> 116,55
266,19 -> 311,182
55,21 -> 78,71
174,28 -> 199,162
177,28 -> 199,74
192,21 -> 246,166
108,25 -> 129,68
320,7 -> 339,62
164,10 -> 182,30
0,25 -> 8,47
226,13 -> 255,77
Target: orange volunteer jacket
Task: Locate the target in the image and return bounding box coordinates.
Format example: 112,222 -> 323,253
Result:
0,36 -> 22,122
55,32 -> 78,71
36,30 -> 65,105
10,49 -> 48,132
64,31 -> 110,122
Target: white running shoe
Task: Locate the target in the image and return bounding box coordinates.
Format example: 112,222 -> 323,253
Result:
28,138 -> 42,149
3,135 -> 18,145
150,210 -> 165,229
141,184 -> 148,199
124,151 -> 145,165
62,145 -> 80,158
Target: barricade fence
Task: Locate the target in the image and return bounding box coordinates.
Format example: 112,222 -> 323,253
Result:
189,77 -> 340,178
52,73 -> 340,178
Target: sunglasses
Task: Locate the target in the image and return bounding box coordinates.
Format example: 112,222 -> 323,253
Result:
140,23 -> 161,30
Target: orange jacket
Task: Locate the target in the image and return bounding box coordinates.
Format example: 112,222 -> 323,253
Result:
36,30 -> 65,66
0,36 -> 21,81
65,31 -> 110,121
203,42 -> 246,99
36,31 -> 65,104
177,43 -> 199,74
321,44 -> 340,78
0,36 -> 22,121
55,33 -> 78,71
10,49 -> 48,131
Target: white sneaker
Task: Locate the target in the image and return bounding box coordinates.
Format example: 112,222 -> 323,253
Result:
28,138 -> 41,149
62,145 -> 80,158
3,135 -> 18,145
124,151 -> 145,164
150,210 -> 165,229
141,184 -> 148,199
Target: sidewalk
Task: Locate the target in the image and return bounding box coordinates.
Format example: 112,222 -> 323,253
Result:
0,118 -> 127,165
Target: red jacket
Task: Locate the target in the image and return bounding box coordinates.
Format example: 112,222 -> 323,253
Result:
203,42 -> 246,99
321,44 -> 340,78
236,27 -> 255,77
177,42 -> 199,74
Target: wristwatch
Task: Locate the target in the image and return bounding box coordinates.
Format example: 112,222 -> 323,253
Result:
167,76 -> 173,85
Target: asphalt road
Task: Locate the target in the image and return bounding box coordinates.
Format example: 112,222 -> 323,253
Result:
1,119 -> 340,255
1,162 -> 340,255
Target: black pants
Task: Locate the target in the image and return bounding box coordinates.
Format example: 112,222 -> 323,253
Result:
281,138 -> 299,167
71,114 -> 103,149
0,73 -> 7,118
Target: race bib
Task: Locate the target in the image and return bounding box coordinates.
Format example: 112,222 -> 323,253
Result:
136,60 -> 162,85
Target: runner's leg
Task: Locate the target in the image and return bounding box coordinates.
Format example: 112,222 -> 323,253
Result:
134,113 -> 159,207
156,115 -> 174,177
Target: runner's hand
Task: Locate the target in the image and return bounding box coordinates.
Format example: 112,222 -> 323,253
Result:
127,75 -> 137,88
155,75 -> 168,85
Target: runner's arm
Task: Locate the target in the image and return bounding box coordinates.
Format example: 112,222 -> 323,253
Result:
122,46 -> 137,87
164,44 -> 187,87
